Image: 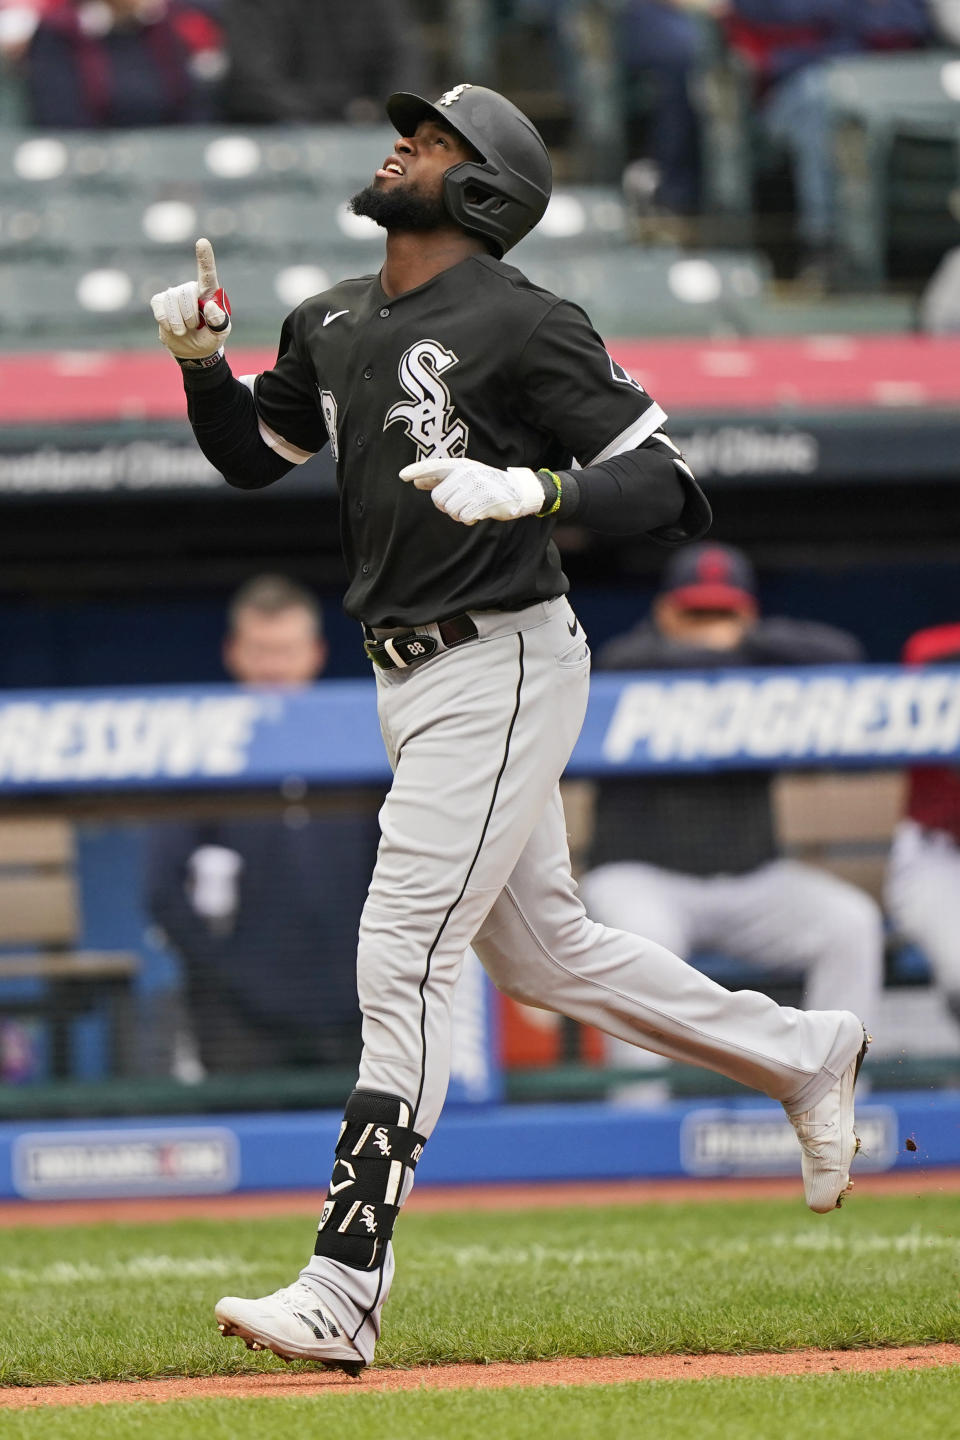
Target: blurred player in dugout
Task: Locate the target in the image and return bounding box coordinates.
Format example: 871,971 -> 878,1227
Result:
885,622 -> 960,1044
145,574 -> 381,1076
580,541 -> 884,1084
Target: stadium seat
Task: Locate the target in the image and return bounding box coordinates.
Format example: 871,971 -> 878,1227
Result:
0,818 -> 139,1080
0,247 -> 768,343
0,181 -> 628,269
237,192 -> 384,254
511,187 -> 629,257
517,247 -> 772,336
884,119 -> 960,280
0,125 -> 395,200
826,53 -> 960,284
118,125 -> 394,196
826,51 -> 960,121
699,48 -> 960,280
0,254 -> 379,340
0,130 -> 135,195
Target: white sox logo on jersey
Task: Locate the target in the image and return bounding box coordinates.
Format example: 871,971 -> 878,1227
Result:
383,339 -> 469,460
319,389 -> 339,460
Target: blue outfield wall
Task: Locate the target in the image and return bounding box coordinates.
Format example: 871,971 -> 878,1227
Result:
0,1092 -> 956,1203
2,663 -> 960,794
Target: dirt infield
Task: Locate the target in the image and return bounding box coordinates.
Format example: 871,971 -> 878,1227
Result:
0,1165 -> 957,1229
2,1346 -> 959,1410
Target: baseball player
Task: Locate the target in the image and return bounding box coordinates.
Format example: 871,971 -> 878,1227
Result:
150,83 -> 869,1376
885,623 -> 960,1038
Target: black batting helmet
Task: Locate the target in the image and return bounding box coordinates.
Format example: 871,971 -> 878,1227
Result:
385,83 -> 552,257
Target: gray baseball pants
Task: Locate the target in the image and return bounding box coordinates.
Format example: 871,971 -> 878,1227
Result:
304,596 -> 863,1358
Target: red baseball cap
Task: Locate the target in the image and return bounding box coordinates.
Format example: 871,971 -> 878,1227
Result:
659,542 -> 757,616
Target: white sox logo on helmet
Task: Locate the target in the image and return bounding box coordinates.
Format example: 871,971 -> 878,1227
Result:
437,83 -> 472,107
384,339 -> 469,461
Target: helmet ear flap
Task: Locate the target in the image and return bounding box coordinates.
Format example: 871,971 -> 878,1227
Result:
462,184 -> 508,214
443,161 -> 540,258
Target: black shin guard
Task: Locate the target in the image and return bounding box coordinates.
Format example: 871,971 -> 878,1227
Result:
313,1089 -> 426,1270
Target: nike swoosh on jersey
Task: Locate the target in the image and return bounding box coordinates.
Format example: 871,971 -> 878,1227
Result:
567,618 -> 578,636
323,310 -> 350,326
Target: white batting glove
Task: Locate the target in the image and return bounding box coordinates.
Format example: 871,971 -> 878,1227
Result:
150,238 -> 231,361
400,458 -> 547,526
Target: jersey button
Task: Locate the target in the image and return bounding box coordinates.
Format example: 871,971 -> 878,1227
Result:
363,367 -> 373,379
379,307 -> 390,318
356,434 -> 366,447
361,563 -> 370,574
356,501 -> 364,515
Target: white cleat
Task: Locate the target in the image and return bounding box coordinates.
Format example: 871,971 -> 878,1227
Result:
215,1279 -> 365,1375
786,1022 -> 871,1214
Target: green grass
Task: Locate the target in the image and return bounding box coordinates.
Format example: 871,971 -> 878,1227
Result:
4,1372 -> 960,1440
0,1194 -> 957,1386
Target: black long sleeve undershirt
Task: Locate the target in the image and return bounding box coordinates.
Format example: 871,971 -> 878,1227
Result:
551,435 -> 711,543
181,356 -> 292,490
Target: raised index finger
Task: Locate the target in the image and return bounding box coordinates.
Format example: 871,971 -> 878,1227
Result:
195,237 -> 219,298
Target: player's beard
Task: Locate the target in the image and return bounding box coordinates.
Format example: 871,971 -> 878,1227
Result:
349,181 -> 449,232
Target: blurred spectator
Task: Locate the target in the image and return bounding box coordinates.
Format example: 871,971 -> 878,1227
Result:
723,0 -> 932,283
145,575 -> 381,1077
221,0 -> 424,126
19,0 -> 223,128
579,542 -> 883,1091
885,623 -> 960,1038
0,1 -> 42,63
618,1 -> 722,217
0,0 -> 42,119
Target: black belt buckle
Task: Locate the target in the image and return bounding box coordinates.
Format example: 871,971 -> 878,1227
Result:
364,630 -> 439,669
364,613 -> 479,669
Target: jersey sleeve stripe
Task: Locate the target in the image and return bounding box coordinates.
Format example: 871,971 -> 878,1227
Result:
237,372 -> 317,464
649,429 -> 681,456
583,402 -> 667,466
256,414 -> 317,465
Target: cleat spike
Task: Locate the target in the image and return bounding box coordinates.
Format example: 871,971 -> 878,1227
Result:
321,1358 -> 365,1377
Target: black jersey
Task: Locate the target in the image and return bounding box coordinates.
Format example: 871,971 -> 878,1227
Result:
252,254 -> 669,628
